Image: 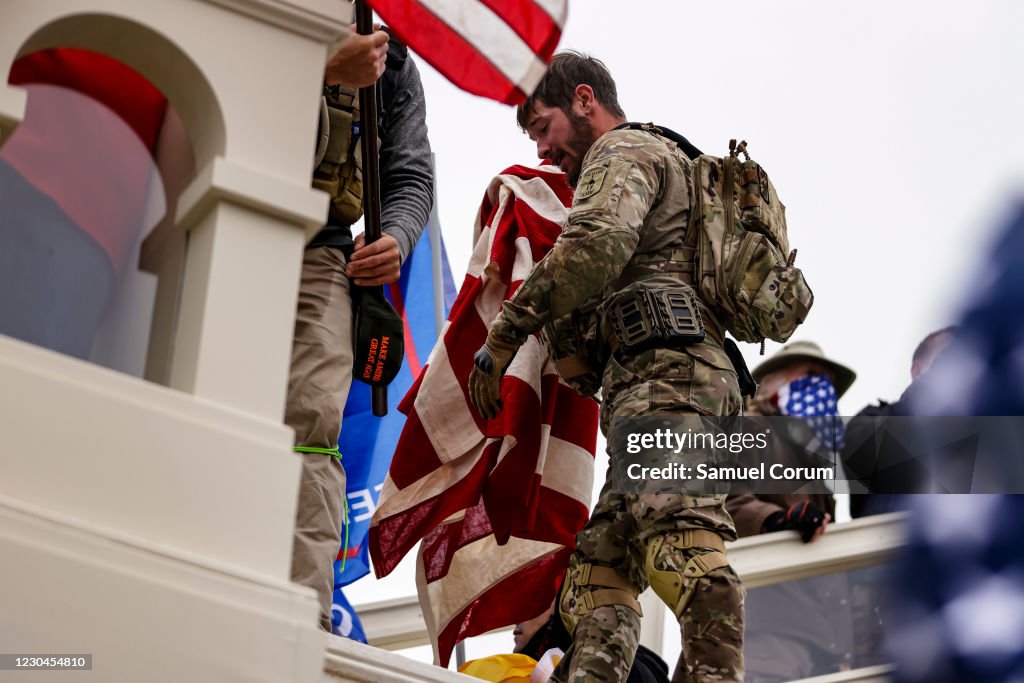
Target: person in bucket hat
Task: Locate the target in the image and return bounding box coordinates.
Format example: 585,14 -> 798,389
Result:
751,340 -> 857,401
727,340 -> 858,681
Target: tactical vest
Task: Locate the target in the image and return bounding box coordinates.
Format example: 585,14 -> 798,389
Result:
311,34 -> 411,236
313,84 -> 365,227
594,127 -> 813,351
543,126 -> 809,399
604,130 -> 719,364
541,126 -> 712,398
543,259 -> 713,400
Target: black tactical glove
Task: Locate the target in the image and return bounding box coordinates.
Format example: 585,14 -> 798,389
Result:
763,500 -> 828,543
467,332 -> 520,419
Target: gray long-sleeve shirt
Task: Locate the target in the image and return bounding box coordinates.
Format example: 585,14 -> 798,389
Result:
310,40 -> 433,263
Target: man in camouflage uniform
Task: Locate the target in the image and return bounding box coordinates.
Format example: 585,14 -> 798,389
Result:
468,52 -> 744,682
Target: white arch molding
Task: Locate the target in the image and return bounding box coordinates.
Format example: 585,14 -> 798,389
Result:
0,3 -> 428,682
1,1 -> 340,417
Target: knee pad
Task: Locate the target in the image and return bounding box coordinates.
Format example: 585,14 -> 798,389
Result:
645,529 -> 731,617
558,563 -> 643,636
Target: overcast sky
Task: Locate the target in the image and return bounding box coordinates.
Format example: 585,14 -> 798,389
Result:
355,0 -> 1024,665
420,0 -> 1024,414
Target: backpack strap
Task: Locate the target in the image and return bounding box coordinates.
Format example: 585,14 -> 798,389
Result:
613,122 -> 703,160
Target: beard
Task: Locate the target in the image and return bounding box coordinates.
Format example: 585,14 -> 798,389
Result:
565,112 -> 597,188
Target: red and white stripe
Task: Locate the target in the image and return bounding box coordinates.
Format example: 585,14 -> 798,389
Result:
369,165 -> 597,666
367,0 -> 569,104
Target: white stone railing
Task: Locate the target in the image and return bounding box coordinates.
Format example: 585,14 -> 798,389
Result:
353,513 -> 906,654
340,513 -> 906,681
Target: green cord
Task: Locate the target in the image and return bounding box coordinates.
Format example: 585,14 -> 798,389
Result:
293,445 -> 348,571
341,496 -> 349,572
293,445 -> 342,459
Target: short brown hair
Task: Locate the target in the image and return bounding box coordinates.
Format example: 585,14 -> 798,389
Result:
516,51 -> 625,130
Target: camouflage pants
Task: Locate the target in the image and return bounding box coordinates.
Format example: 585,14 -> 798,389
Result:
553,345 -> 746,683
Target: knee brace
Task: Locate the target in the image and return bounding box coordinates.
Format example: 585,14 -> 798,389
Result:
558,563 -> 643,635
646,529 -> 731,617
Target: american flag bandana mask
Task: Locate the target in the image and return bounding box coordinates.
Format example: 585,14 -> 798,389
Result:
776,374 -> 845,452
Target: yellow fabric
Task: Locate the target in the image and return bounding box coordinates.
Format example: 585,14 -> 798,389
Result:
459,654 -> 538,682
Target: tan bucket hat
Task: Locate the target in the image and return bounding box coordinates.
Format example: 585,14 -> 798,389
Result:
751,340 -> 857,398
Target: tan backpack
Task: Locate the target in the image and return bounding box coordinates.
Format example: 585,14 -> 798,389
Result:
693,140 -> 813,345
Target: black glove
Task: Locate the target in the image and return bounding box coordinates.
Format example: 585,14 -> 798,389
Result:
763,500 -> 828,543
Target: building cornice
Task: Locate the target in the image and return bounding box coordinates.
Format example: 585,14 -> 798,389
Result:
203,0 -> 348,44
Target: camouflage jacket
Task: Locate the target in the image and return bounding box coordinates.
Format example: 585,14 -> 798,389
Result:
493,126 -> 729,364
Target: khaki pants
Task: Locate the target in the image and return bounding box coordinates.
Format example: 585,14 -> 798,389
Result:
286,246 -> 353,631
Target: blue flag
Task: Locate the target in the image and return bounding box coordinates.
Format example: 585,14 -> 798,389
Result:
331,588 -> 368,643
330,224 -> 456,638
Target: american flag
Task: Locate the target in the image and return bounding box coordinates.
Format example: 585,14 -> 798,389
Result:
777,374 -> 845,452
366,0 -> 569,104
368,165 -> 598,666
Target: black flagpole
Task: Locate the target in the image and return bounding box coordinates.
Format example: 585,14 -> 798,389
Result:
355,0 -> 388,417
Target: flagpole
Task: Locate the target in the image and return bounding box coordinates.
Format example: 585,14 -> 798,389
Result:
428,154 -> 445,335
355,0 -> 388,417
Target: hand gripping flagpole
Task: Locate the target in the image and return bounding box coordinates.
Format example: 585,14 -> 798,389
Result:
356,0 -> 388,417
